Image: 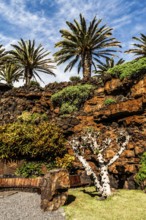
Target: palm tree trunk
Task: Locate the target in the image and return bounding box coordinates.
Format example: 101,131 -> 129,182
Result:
83,51 -> 92,80
25,68 -> 31,86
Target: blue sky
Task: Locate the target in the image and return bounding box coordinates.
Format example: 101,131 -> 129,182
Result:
0,0 -> 146,86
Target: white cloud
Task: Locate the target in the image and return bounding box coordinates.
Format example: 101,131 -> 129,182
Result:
0,0 -> 44,28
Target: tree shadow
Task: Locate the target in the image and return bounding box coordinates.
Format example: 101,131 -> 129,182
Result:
64,195 -> 76,205
81,189 -> 101,198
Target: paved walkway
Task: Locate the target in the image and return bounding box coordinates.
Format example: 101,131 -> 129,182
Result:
0,191 -> 65,220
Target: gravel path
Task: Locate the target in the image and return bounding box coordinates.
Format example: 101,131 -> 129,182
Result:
0,191 -> 66,220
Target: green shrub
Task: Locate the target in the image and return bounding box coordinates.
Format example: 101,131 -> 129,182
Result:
17,111 -> 48,123
15,154 -> 75,177
69,76 -> 81,82
51,84 -> 94,114
135,152 -> 146,185
60,103 -> 77,114
107,57 -> 146,79
104,98 -> 116,105
0,117 -> 66,161
30,80 -> 40,87
15,161 -> 56,178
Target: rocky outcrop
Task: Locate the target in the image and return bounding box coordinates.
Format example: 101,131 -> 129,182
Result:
0,75 -> 146,189
94,98 -> 143,121
40,169 -> 70,211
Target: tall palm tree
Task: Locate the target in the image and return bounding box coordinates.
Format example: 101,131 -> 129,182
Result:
0,63 -> 22,86
95,58 -> 125,75
9,39 -> 56,86
125,33 -> 146,58
54,14 -> 121,80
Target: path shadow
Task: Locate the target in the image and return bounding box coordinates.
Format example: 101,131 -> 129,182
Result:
64,195 -> 76,205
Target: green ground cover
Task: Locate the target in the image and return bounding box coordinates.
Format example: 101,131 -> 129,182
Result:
64,187 -> 146,220
107,57 -> 146,79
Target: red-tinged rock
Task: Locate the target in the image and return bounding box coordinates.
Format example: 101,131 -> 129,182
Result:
134,146 -> 144,155
26,92 -> 42,99
127,142 -> 135,150
105,78 -> 122,94
143,94 -> 146,103
84,97 -> 105,113
85,96 -> 100,105
121,115 -> 146,126
94,98 -> 143,121
73,118 -> 97,132
105,150 -> 115,159
108,164 -> 119,174
54,107 -> 60,114
88,161 -> 97,170
122,150 -> 135,158
125,164 -> 137,173
77,115 -> 94,122
42,91 -> 52,97
124,158 -> 140,164
94,87 -> 105,95
131,76 -> 146,97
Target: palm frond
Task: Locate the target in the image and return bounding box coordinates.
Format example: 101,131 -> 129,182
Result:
95,57 -> 125,75
125,33 -> 146,57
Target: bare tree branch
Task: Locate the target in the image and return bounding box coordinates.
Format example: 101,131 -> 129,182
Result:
108,132 -> 130,167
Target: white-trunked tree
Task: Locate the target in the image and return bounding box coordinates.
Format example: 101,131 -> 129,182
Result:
69,129 -> 130,199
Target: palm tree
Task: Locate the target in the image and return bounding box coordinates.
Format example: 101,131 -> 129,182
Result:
0,45 -> 7,65
9,39 -> 56,86
54,14 -> 121,80
0,63 -> 22,86
125,33 -> 146,58
95,58 -> 125,75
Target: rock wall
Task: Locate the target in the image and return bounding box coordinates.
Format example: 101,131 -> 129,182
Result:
0,75 -> 146,189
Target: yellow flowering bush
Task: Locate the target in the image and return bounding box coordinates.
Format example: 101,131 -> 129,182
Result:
55,154 -> 75,169
0,113 -> 66,161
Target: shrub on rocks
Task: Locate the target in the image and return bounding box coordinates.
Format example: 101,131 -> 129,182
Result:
51,84 -> 94,114
135,152 -> 146,188
15,161 -> 56,177
108,57 -> 146,79
69,76 -> 81,82
104,98 -> 116,105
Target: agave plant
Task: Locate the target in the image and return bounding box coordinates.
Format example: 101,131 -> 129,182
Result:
125,33 -> 146,58
0,63 -> 22,86
54,14 -> 121,80
95,58 -> 125,75
9,39 -> 56,86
